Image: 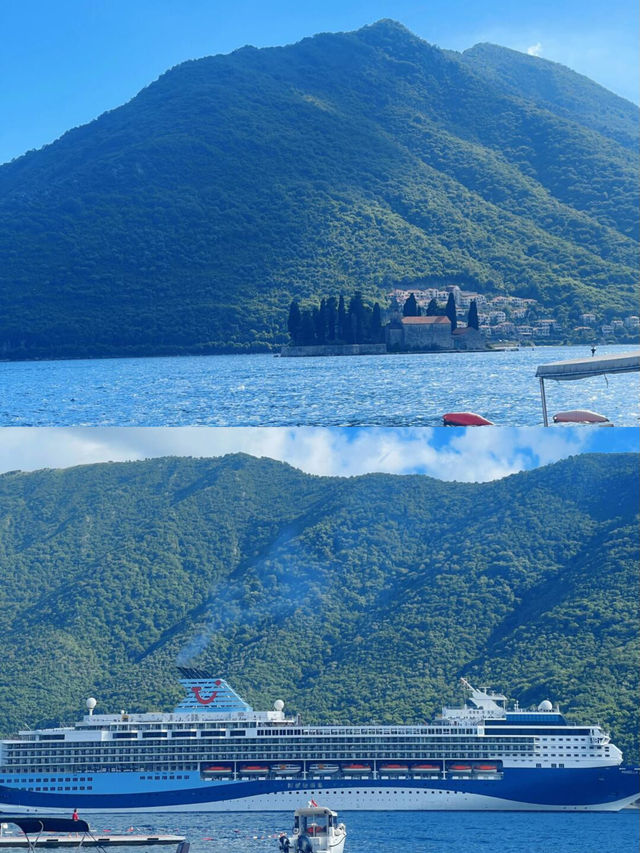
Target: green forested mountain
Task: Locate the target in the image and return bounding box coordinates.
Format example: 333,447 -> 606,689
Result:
0,452 -> 637,761
0,21 -> 637,357
458,43 -> 639,151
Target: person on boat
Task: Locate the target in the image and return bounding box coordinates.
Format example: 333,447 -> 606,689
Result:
72,809 -> 79,821
278,833 -> 291,851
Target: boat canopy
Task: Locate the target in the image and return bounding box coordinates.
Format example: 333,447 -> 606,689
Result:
294,807 -> 338,818
0,816 -> 90,834
535,351 -> 639,426
535,352 -> 640,381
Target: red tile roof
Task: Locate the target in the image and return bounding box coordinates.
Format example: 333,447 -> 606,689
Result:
401,316 -> 450,325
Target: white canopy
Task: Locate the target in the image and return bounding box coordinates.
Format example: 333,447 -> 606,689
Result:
535,351 -> 639,425
535,351 -> 640,381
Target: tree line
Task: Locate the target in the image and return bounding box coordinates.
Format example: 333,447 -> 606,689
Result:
287,291 -> 481,346
287,293 -> 385,346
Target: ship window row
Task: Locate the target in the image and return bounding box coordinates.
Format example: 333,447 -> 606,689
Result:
32,729 -> 486,744
5,742 -> 534,758
138,774 -> 188,780
5,747 -> 536,764
4,751 -> 528,771
7,738 -> 535,757
27,786 -> 93,791
0,776 -> 93,783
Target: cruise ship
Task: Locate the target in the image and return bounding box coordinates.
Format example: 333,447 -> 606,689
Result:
0,669 -> 637,813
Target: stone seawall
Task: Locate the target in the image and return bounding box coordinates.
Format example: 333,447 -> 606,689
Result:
280,343 -> 388,357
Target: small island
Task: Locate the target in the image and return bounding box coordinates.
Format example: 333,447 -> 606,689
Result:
282,288 -> 486,357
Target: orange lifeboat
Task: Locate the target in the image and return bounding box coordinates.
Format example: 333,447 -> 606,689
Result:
202,764 -> 233,776
239,764 -> 269,776
379,763 -> 409,774
341,763 -> 372,775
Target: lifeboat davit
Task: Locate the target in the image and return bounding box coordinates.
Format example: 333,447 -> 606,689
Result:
552,410 -> 611,425
442,412 -> 494,426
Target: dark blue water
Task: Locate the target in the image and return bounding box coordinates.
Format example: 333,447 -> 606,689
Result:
2,345 -> 637,426
60,809 -> 639,853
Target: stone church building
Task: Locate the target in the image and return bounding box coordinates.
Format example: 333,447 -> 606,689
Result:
386,315 -> 485,351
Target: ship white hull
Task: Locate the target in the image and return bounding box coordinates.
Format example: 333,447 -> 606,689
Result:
6,787 -> 638,814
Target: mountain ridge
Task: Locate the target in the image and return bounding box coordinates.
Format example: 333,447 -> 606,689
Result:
0,20 -> 637,358
0,452 -> 637,760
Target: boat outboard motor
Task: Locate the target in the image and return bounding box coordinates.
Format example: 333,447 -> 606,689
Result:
296,834 -> 313,853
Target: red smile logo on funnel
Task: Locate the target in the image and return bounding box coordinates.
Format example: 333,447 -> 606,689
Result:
192,680 -> 222,704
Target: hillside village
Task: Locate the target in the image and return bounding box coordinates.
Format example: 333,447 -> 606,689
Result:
284,285 -> 638,356
389,287 -> 639,345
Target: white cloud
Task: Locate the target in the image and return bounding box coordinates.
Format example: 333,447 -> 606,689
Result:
527,42 -> 543,56
0,426 -> 598,485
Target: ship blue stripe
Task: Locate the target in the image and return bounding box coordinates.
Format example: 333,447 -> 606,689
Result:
1,767 -> 637,810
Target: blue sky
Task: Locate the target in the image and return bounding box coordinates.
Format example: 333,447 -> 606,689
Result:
0,427 -> 636,482
1,0 -> 638,165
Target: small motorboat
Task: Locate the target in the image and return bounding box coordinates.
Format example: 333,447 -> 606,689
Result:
552,410 -> 612,425
474,762 -> 499,772
278,804 -> 346,853
0,815 -> 187,851
449,762 -> 473,773
442,412 -> 494,426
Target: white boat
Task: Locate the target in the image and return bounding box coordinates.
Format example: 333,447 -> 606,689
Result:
278,805 -> 346,853
0,815 -> 186,851
271,764 -> 302,776
307,764 -> 339,775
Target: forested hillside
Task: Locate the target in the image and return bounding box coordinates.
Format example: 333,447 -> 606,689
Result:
0,452 -> 637,761
0,20 -> 637,357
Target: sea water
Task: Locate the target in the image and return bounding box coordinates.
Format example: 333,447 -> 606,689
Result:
1,345 -> 637,427
58,809 -> 639,853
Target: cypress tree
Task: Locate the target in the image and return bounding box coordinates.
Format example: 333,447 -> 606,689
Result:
326,296 -> 337,341
287,300 -> 301,343
299,310 -> 315,345
313,305 -> 325,343
426,297 -> 438,316
348,291 -> 368,343
467,299 -> 479,330
371,302 -> 383,343
445,292 -> 458,330
337,294 -> 347,342
403,293 -> 420,317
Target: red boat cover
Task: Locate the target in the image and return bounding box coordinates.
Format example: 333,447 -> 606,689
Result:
442,412 -> 494,426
